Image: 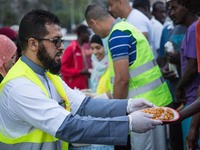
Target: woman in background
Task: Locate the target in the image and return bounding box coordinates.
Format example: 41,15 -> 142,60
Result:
0,34 -> 17,83
89,34 -> 110,95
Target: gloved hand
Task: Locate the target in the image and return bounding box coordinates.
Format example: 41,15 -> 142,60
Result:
128,111 -> 162,133
127,98 -> 155,114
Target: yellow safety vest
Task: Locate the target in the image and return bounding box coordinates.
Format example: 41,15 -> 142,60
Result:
96,68 -> 110,94
0,58 -> 70,150
108,20 -> 172,106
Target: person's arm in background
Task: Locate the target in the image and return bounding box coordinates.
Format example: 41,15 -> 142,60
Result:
113,59 -> 129,98
178,86 -> 200,150
179,96 -> 200,120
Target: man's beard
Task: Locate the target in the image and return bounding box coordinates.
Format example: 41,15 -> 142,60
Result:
37,44 -> 61,75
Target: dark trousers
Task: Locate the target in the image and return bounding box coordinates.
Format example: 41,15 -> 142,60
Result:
168,102 -> 184,150
115,135 -> 131,150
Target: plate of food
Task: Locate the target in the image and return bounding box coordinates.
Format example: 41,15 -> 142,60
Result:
140,107 -> 180,122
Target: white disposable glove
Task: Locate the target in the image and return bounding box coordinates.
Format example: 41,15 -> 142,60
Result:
128,111 -> 163,133
127,98 -> 155,114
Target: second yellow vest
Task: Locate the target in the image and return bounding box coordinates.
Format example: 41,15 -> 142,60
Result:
108,20 -> 172,106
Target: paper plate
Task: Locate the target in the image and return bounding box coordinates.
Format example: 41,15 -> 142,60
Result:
161,107 -> 180,122
141,107 -> 180,122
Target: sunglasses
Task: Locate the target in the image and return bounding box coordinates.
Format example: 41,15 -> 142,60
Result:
36,38 -> 64,48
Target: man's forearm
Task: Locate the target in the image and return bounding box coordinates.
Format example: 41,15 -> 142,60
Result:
113,59 -> 129,99
113,80 -> 129,99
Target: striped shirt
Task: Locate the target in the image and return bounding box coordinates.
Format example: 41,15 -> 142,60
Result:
109,29 -> 137,66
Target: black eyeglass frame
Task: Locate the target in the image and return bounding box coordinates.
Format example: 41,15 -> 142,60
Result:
36,38 -> 64,48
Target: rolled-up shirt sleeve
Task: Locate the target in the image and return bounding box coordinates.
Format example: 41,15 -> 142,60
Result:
56,114 -> 129,145
77,97 -> 128,118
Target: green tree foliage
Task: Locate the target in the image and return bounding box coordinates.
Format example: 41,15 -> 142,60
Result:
0,0 -> 105,33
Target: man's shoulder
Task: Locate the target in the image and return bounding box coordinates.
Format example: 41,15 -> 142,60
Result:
127,9 -> 151,34
109,29 -> 131,42
4,77 -> 33,87
151,17 -> 163,29
188,21 -> 198,32
1,77 -> 35,98
127,9 -> 150,23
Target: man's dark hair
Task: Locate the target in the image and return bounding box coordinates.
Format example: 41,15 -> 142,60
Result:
18,9 -> 61,51
152,1 -> 165,12
178,0 -> 200,13
74,24 -> 89,37
166,0 -> 199,14
132,0 -> 150,11
85,4 -> 110,22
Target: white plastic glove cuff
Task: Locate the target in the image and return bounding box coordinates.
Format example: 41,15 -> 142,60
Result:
127,98 -> 155,114
128,115 -> 133,131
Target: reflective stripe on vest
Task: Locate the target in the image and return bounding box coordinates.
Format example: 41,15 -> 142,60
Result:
0,141 -> 61,150
0,58 -> 69,150
128,77 -> 165,98
129,59 -> 157,78
110,59 -> 165,97
46,72 -> 70,111
108,20 -> 172,106
96,68 -> 110,94
111,59 -> 157,82
0,129 -> 58,143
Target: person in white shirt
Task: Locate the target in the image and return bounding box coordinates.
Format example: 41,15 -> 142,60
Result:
152,1 -> 167,25
107,0 -> 153,46
133,0 -> 163,59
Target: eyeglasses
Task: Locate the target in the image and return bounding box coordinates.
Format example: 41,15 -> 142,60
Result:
36,38 -> 64,48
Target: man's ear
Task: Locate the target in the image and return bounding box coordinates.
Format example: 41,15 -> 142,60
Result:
89,19 -> 97,26
27,38 -> 39,52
